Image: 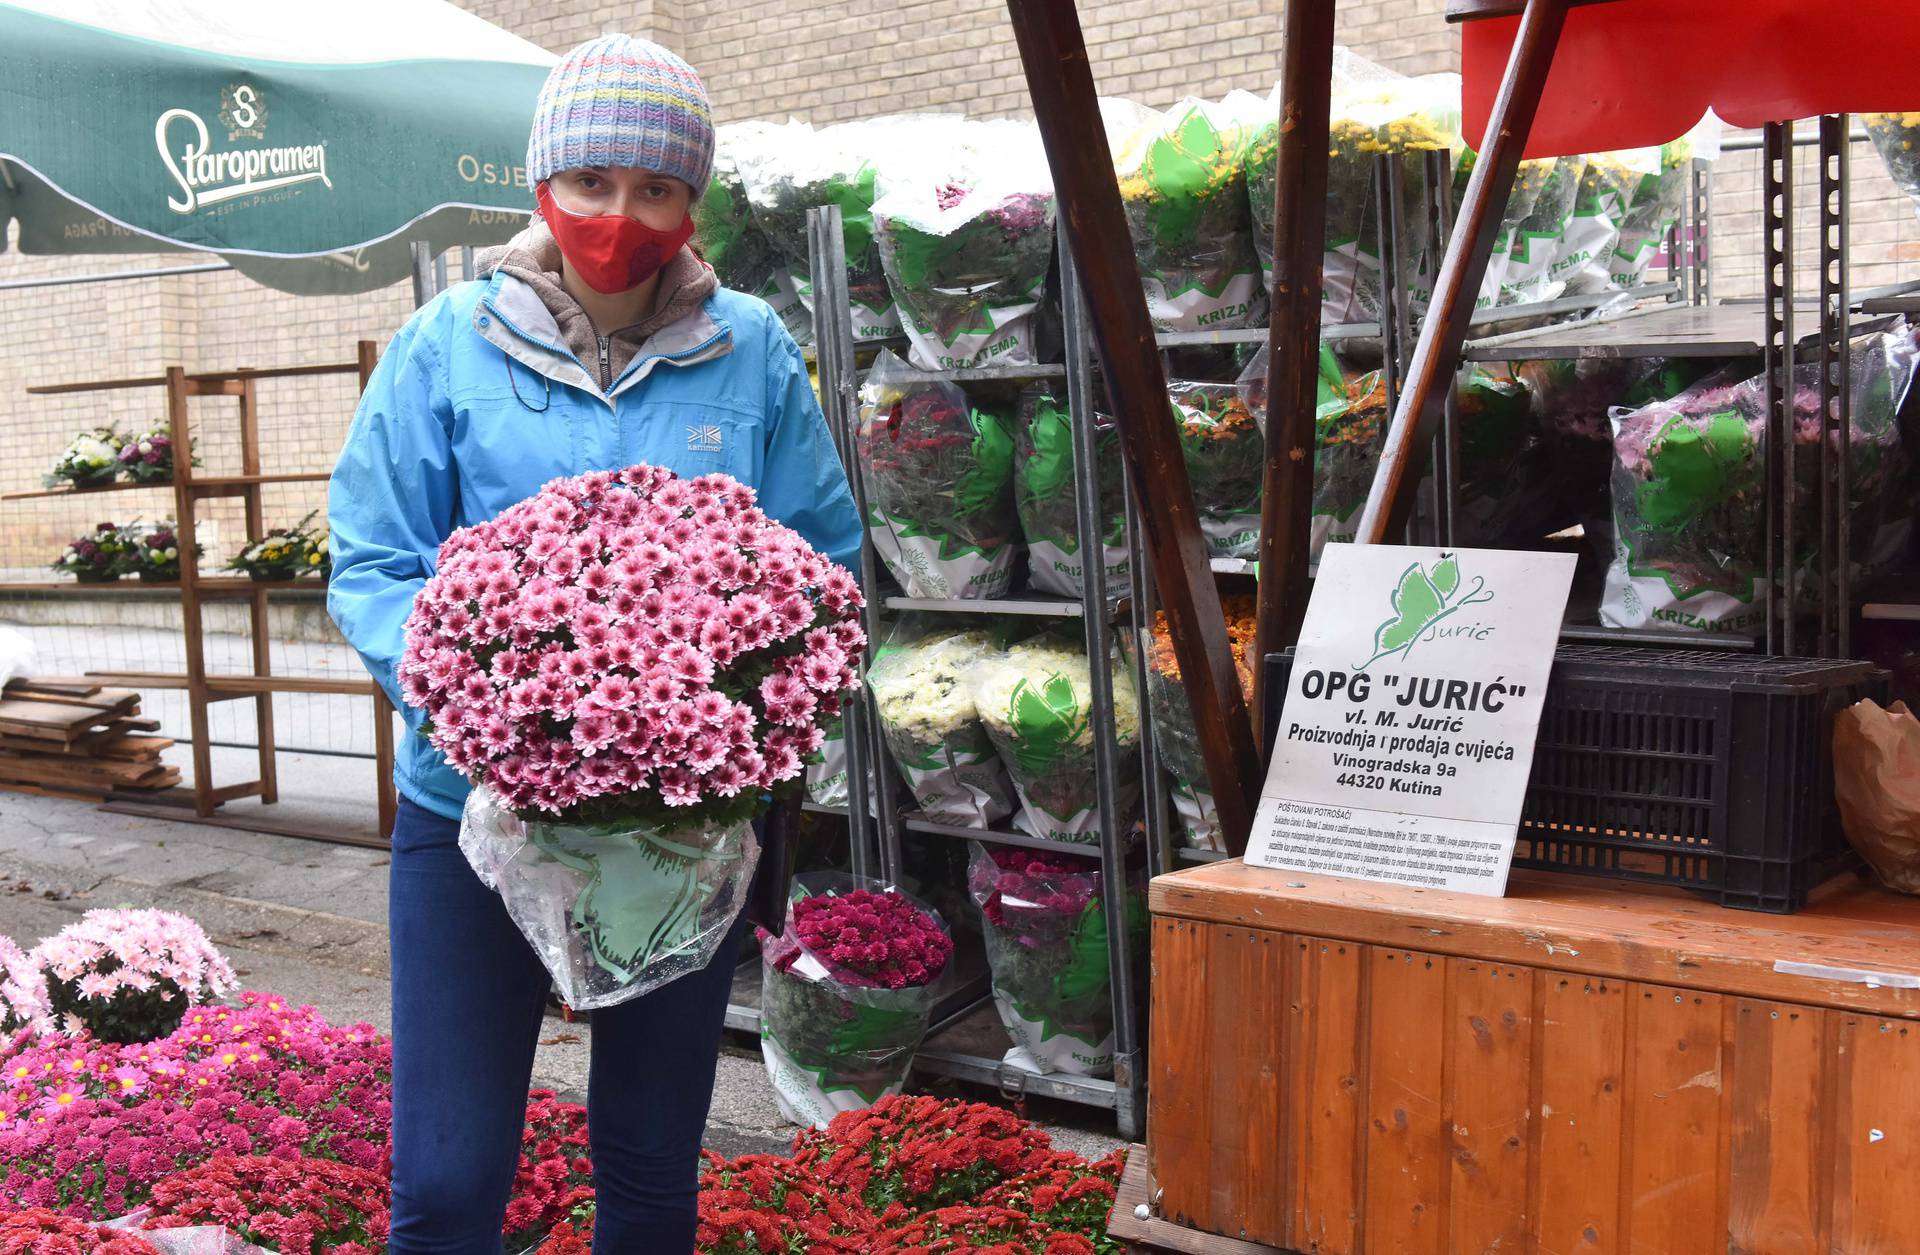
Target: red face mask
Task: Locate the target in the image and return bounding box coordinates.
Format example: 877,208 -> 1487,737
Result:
535,181 -> 695,295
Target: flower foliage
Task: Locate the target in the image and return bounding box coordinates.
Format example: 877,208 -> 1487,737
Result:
399,464 -> 864,825
140,1154 -> 389,1254
29,909 -> 236,1043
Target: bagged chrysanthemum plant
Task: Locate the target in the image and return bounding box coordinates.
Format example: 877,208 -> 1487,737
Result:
858,351 -> 1021,599
966,843 -> 1145,1078
873,121 -> 1057,371
866,622 -> 1017,828
399,465 -> 865,1010
27,908 -> 235,1043
1127,596 -> 1256,853
966,631 -> 1141,843
1602,329 -> 1919,635
758,873 -> 954,1129
1012,386 -> 1129,599
1114,96 -> 1266,332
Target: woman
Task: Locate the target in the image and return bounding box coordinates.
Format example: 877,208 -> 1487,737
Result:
327,35 -> 862,1254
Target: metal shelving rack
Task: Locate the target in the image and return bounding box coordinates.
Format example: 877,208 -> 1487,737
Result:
762,204 -> 1154,1134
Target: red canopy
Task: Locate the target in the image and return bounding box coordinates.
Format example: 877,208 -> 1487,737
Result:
1462,0 -> 1920,157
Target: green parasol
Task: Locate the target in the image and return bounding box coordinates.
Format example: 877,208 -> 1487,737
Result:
0,0 -> 553,294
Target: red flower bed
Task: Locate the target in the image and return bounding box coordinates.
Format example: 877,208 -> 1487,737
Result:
791,1093 -> 1058,1214
0,1209 -> 163,1254
140,1154 -> 389,1254
870,1203 -> 1097,1254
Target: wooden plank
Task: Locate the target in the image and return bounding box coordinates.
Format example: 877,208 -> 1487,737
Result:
0,699 -> 124,732
1445,959 -> 1533,1252
1295,937 -> 1366,1255
1003,0 -> 1259,854
2,679 -> 102,699
0,732 -> 168,760
1362,949 -> 1446,1254
0,755 -> 172,788
1621,985 -> 1724,1252
1109,1145 -> 1289,1254
1728,999 -> 1828,1254
1151,864 -> 1920,1020
1206,926 -> 1288,1248
1149,917 -> 1214,1231
1831,1015 -> 1920,1251
1533,973 -> 1626,1254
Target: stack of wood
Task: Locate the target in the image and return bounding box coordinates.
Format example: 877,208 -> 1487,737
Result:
0,678 -> 179,802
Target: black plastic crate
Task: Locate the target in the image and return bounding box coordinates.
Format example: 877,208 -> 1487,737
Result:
1261,645 -> 1888,913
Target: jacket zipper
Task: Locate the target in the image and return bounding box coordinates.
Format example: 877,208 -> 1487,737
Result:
597,336 -> 611,393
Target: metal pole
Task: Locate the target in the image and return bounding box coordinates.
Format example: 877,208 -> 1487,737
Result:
808,209 -> 880,868
0,262 -> 232,292
1425,149 -> 1461,547
1818,116 -> 1852,659
814,205 -> 897,882
1355,0 -> 1572,544
1005,0 -> 1260,855
409,241 -> 436,309
1061,238 -> 1143,1141
1251,0 -> 1336,746
1762,121 -> 1796,658
1691,158 -> 1713,308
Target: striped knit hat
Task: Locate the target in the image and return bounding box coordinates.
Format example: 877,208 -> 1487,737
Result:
526,35 -> 715,195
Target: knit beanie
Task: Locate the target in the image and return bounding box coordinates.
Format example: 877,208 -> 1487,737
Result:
526,35 -> 715,195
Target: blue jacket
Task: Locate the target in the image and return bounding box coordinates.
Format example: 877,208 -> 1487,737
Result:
327,271 -> 863,821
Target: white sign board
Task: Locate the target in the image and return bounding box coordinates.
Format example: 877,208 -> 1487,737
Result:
1247,544 -> 1576,896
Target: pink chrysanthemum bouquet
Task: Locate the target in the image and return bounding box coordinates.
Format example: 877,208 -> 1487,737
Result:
399,465 -> 865,1008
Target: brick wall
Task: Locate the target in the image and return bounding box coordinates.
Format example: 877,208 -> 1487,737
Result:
2,0 -> 1915,575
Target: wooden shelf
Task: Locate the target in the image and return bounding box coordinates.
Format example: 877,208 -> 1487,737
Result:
0,578 -> 325,596
3,479 -> 177,501
84,670 -> 377,698
187,472 -> 331,488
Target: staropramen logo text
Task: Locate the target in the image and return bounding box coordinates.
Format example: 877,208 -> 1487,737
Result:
156,84 -> 332,215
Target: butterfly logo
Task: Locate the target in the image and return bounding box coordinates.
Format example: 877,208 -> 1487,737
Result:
1356,554 -> 1494,671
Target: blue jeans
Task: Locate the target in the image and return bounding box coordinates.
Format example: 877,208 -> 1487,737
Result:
387,798 -> 743,1254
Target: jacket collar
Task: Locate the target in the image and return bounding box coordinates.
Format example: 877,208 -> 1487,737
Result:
474,269 -> 734,405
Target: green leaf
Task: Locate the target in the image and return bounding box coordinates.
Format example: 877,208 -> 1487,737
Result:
1432,555 -> 1459,598
1372,561 -> 1446,659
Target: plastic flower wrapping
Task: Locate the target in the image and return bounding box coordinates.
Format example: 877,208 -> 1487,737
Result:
1113,95 -> 1267,332
1013,386 -> 1129,598
1452,364 -> 1555,547
0,1211 -> 166,1254
965,844 -> 1145,1078
398,465 -> 865,1009
27,908 -> 235,1043
858,351 -> 1021,598
1247,51 -> 1460,326
51,521 -> 136,582
1496,154 -> 1585,306
737,117 -> 948,342
757,874 -> 953,1129
1516,355 -> 1723,540
697,121 -> 814,344
1602,328 -> 1919,635
1168,375 -> 1265,560
45,426 -> 125,489
866,623 -> 1016,828
967,632 -> 1141,844
1236,344 -> 1392,563
874,120 -> 1058,371
1127,596 -> 1257,852
1865,113 -> 1920,223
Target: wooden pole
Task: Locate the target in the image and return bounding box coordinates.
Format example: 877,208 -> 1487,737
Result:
355,339 -> 398,843
238,378 -> 279,805
1005,0 -> 1261,855
166,366 -> 217,817
1252,0 -> 1338,748
1354,0 -> 1571,542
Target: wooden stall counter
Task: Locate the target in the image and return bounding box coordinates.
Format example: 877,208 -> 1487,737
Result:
1128,862 -> 1920,1255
